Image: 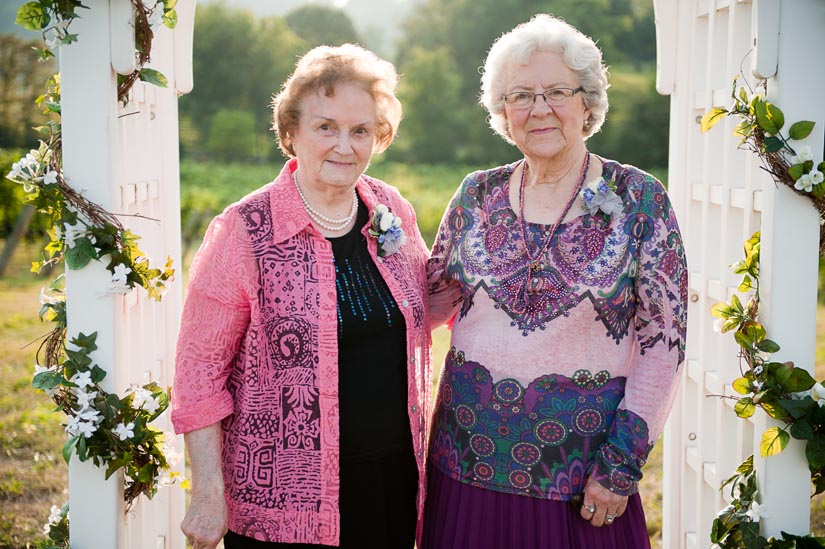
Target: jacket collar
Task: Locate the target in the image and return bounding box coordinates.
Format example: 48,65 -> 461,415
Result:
268,158 -> 383,245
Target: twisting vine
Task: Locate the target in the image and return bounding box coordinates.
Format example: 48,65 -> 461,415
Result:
10,1 -> 185,546
703,80 -> 825,547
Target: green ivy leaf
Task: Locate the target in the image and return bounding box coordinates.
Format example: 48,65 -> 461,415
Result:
779,397 -> 816,420
32,370 -> 63,391
744,323 -> 766,344
732,377 -> 751,395
738,274 -> 754,293
62,436 -> 79,463
788,163 -> 805,181
807,433 -> 825,470
138,463 -> 155,483
64,238 -> 98,270
735,397 -> 756,418
763,136 -> 784,153
72,332 -> 98,352
16,2 -> 50,30
77,436 -> 88,461
789,120 -> 815,140
777,364 -> 816,392
90,364 -> 106,384
701,108 -> 729,133
734,330 -> 754,350
755,339 -> 780,354
138,68 -> 169,88
760,399 -> 789,420
760,426 -> 789,457
162,9 -> 177,28
790,418 -> 815,440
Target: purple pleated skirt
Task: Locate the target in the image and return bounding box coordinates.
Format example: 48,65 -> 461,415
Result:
421,465 -> 651,549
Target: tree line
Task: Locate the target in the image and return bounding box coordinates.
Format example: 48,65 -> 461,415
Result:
1,0 -> 668,171
180,0 -> 668,170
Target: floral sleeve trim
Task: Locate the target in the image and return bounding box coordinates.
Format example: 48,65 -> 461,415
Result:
589,409 -> 654,496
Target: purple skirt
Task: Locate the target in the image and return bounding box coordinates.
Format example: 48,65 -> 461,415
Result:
421,465 -> 651,549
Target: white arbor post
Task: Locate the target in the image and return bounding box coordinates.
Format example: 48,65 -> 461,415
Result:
60,0 -> 194,546
655,0 -> 825,547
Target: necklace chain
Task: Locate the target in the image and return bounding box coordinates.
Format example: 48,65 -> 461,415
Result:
292,170 -> 358,231
514,151 -> 591,312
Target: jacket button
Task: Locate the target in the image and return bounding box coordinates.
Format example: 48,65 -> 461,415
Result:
409,356 -> 416,364
411,405 -> 418,413
402,299 -> 409,307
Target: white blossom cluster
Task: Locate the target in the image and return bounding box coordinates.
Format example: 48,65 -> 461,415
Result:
5,147 -> 55,192
64,371 -> 102,439
790,146 -> 825,193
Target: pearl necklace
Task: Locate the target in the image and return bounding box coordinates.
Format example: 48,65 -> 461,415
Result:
292,170 -> 358,232
512,151 -> 590,312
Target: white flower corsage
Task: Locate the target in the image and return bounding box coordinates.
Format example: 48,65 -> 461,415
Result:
580,174 -> 623,218
369,203 -> 407,257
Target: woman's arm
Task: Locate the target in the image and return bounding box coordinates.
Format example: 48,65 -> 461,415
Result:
181,423 -> 227,549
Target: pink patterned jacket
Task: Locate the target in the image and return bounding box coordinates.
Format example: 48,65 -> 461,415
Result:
172,159 -> 432,545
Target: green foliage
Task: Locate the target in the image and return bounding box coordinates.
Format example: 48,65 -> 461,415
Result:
394,47 -> 466,163
0,35 -> 57,149
205,109 -> 259,162
711,456 -> 825,548
179,4 -> 305,159
284,5 -> 362,47
393,0 -> 665,168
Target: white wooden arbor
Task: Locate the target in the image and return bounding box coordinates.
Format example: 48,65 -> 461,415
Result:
60,0 -> 195,546
655,0 -> 825,546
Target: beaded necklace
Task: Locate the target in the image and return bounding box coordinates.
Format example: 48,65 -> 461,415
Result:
292,169 -> 359,232
513,151 -> 590,312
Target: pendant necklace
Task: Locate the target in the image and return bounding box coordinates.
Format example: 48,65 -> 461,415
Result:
514,151 -> 590,311
293,170 -> 358,232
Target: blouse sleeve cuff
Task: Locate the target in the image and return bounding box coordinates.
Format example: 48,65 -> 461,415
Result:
588,409 -> 655,496
171,391 -> 234,434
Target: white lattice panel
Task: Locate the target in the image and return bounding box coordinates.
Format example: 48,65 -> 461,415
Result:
60,0 -> 194,546
657,0 -> 825,547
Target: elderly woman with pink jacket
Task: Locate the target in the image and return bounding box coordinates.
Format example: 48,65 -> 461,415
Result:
171,44 -> 432,549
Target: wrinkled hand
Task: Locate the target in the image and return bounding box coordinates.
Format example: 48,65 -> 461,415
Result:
181,488 -> 227,549
579,475 -> 628,527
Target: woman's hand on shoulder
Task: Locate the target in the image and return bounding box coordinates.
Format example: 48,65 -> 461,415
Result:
181,479 -> 227,548
579,475 -> 628,527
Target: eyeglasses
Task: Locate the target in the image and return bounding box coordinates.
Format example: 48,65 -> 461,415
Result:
502,87 -> 584,109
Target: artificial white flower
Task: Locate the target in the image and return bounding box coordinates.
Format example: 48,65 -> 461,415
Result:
162,437 -> 183,467
42,170 -> 58,185
47,504 -> 62,526
39,287 -> 62,305
712,317 -> 725,333
112,263 -> 132,282
109,263 -> 133,294
70,371 -> 93,390
753,365 -> 764,376
375,204 -> 389,215
142,395 -> 161,414
62,222 -> 86,249
794,173 -> 814,193
77,408 -> 102,424
147,6 -> 164,27
811,168 -> 824,185
745,501 -> 769,522
74,389 -> 98,410
791,146 -> 814,164
379,212 -> 393,231
114,422 -> 135,441
76,420 -> 98,438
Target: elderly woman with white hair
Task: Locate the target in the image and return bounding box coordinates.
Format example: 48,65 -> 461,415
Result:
423,14 -> 687,548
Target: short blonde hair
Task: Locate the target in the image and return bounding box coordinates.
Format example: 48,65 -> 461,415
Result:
480,14 -> 610,144
272,44 -> 403,157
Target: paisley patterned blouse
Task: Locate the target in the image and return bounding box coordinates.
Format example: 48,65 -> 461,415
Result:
427,158 -> 687,500
172,159 -> 432,545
